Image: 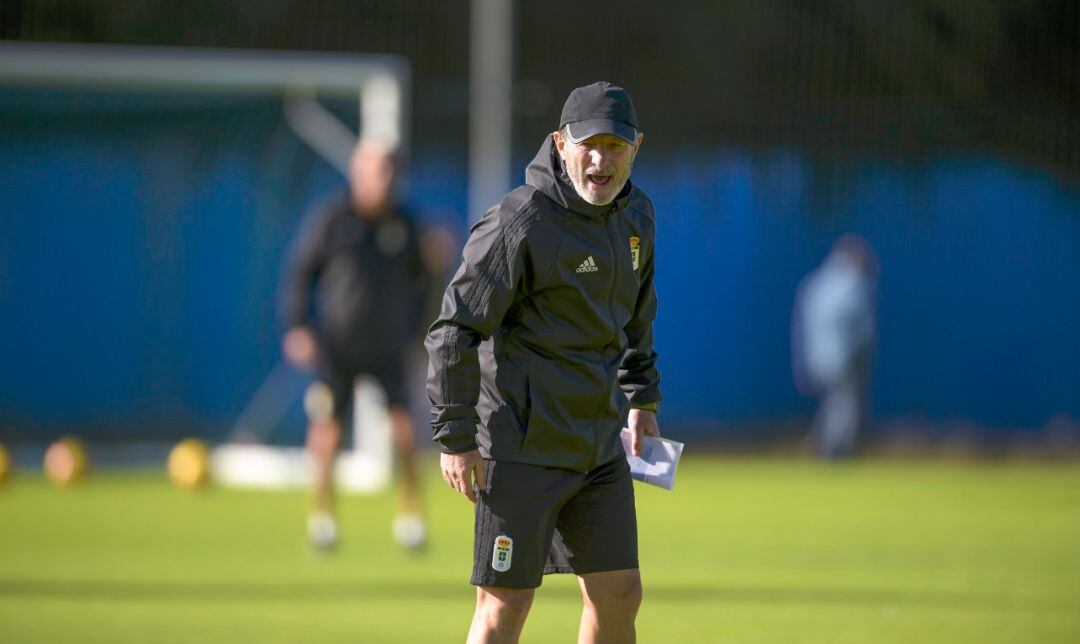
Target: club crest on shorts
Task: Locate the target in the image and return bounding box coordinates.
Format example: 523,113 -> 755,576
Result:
630,236 -> 641,271
491,535 -> 513,572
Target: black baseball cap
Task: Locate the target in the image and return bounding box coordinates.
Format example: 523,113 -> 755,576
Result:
558,81 -> 639,145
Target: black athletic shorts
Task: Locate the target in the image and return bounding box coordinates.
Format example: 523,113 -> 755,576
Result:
471,455 -> 638,589
321,354 -> 408,422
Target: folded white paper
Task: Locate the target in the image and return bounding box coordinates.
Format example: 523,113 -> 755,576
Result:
619,429 -> 684,490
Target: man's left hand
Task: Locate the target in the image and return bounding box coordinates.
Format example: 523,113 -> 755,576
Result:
628,408 -> 660,456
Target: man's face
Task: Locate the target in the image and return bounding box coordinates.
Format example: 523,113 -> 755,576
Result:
349,140 -> 396,216
554,130 -> 643,206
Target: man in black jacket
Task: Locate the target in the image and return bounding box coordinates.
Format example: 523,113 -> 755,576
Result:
283,139 -> 429,552
426,82 -> 662,643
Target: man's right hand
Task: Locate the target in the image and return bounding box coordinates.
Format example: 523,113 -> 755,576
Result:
440,449 -> 487,503
282,326 -> 318,370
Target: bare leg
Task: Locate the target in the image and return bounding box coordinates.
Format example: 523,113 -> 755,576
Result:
388,406 -> 422,516
468,586 -> 535,644
577,569 -> 642,644
306,416 -> 341,549
307,416 -> 341,514
386,405 -> 427,549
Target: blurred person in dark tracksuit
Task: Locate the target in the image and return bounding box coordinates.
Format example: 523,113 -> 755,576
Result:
793,234 -> 878,460
281,139 -> 430,551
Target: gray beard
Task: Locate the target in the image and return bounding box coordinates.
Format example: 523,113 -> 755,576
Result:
568,172 -> 630,206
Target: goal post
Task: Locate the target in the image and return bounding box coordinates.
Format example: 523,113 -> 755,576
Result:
0,42 -> 410,492
0,41 -> 409,138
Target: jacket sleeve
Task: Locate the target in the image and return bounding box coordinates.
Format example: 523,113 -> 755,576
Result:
425,207 -> 529,453
619,226 -> 662,406
281,208 -> 332,330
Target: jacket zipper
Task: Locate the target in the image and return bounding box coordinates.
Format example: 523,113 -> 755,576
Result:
604,205 -> 621,346
588,204 -> 622,472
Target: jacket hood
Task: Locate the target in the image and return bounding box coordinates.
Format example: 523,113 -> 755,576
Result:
525,134 -> 633,218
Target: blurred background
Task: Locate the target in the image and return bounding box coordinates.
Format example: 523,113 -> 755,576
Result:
1,2 -> 1079,643
2,0 -> 1077,455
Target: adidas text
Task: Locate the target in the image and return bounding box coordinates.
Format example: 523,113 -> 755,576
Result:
576,256 -> 599,273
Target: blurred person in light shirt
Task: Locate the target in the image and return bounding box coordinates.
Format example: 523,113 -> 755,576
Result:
793,234 -> 878,460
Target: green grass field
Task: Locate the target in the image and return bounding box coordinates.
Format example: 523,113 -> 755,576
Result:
2,456 -> 1078,643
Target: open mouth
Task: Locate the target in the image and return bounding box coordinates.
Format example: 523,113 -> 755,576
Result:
587,174 -> 612,186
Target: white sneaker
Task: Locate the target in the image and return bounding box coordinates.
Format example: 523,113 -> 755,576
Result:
307,511 -> 339,551
392,514 -> 427,552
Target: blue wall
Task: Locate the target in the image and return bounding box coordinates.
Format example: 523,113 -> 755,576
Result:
1,93 -> 1077,443
0,91 -> 340,440
632,153 -> 1079,438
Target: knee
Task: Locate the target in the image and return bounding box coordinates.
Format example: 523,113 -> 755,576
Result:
476,587 -> 535,620
613,574 -> 643,611
306,419 -> 340,458
586,573 -> 642,614
388,408 -> 416,453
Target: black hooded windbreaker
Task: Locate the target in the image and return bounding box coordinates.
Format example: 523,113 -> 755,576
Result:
425,135 -> 661,472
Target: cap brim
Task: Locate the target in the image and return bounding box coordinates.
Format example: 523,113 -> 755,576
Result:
565,119 -> 638,145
